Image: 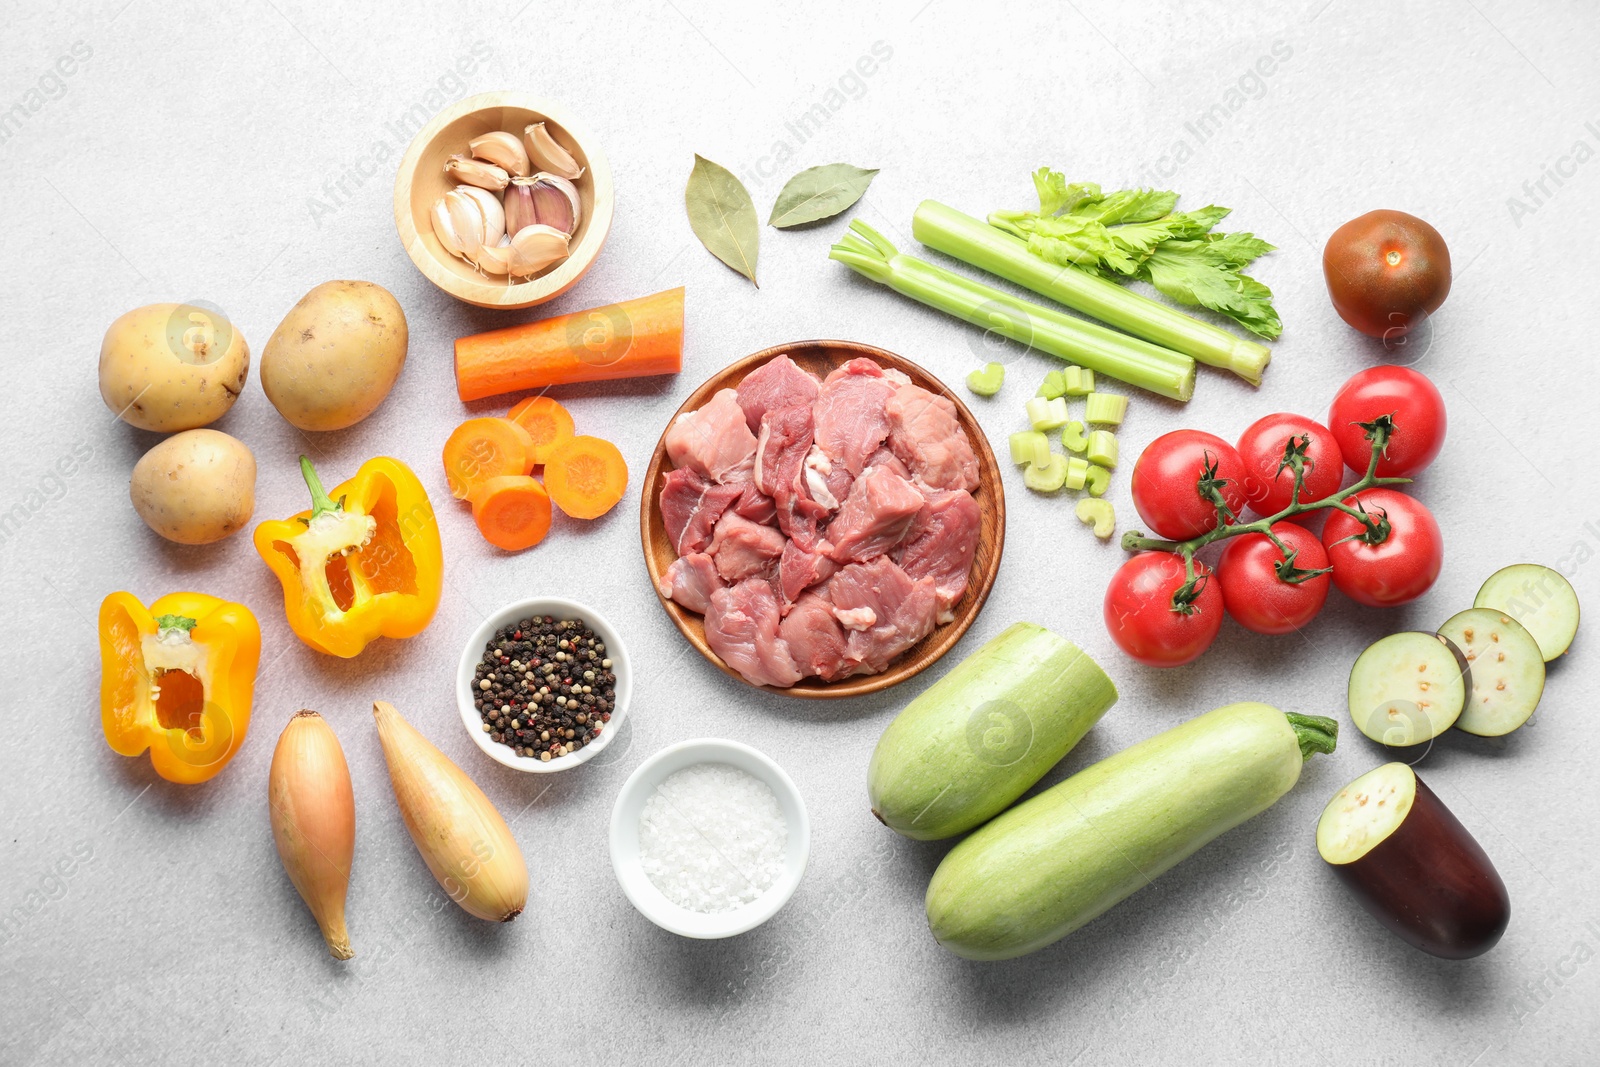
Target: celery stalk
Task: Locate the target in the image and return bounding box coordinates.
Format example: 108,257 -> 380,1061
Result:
1086,430 -> 1118,469
1024,454 -> 1070,492
967,362 -> 1005,396
1025,395 -> 1069,431
1086,465 -> 1112,496
830,221 -> 1197,402
1061,421 -> 1088,453
911,201 -> 1271,386
1085,392 -> 1129,426
1037,370 -> 1067,399
1009,430 -> 1050,468
1063,367 -> 1094,396
1064,457 -> 1089,491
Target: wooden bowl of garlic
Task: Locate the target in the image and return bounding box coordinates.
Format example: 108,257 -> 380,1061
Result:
394,92 -> 614,309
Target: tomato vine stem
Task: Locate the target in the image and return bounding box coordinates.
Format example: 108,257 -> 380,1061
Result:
1120,417 -> 1410,609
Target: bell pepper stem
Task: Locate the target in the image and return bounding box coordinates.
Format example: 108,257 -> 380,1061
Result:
153,614 -> 197,634
300,456 -> 343,519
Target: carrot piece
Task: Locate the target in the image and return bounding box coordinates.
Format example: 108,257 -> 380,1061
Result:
469,476 -> 552,551
544,436 -> 627,520
454,287 -> 685,402
441,417 -> 534,500
506,396 -> 576,465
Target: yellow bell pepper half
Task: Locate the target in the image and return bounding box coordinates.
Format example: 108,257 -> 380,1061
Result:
253,456 -> 443,659
98,591 -> 261,784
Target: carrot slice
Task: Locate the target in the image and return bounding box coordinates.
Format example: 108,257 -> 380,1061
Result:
506,396 -> 576,465
441,417 -> 534,500
469,475 -> 552,551
544,436 -> 627,520
454,287 -> 684,402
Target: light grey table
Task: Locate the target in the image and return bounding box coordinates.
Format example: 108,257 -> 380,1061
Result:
3,1 -> 1596,1063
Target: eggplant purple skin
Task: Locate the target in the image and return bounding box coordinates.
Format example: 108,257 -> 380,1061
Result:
1328,773 -> 1510,959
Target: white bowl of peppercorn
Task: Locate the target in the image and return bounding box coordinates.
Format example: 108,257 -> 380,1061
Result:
457,597 -> 631,773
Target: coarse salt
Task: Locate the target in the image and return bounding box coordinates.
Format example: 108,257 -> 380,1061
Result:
638,763 -> 788,913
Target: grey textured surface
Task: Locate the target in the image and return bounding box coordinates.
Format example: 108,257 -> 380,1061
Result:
3,1 -> 1598,1063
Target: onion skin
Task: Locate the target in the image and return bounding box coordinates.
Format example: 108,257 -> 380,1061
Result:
268,710 -> 356,960
1327,773 -> 1509,959
372,701 -> 528,922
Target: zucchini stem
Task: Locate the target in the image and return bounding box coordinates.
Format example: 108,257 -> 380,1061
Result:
1285,713 -> 1339,761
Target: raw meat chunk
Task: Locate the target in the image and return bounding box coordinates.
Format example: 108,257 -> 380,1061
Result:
735,353 -> 820,432
665,388 -> 757,482
708,510 -> 786,582
802,444 -> 853,511
755,404 -> 832,548
886,383 -> 979,491
778,539 -> 839,605
896,488 -> 981,622
826,557 -> 939,675
813,358 -> 896,477
779,592 -> 852,681
704,579 -> 802,688
658,468 -> 742,556
825,466 -> 925,564
657,553 -> 725,613
730,480 -> 776,525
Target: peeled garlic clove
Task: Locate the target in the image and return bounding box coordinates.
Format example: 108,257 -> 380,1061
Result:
470,131 -> 530,178
504,178 -> 539,237
523,123 -> 584,180
269,710 -> 356,960
444,189 -> 487,257
528,172 -> 581,237
372,701 -> 528,922
456,185 -> 506,247
507,224 -> 570,277
430,196 -> 467,259
473,243 -> 512,276
444,153 -> 510,191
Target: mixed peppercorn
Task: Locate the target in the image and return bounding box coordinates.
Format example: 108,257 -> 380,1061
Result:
473,616 -> 617,762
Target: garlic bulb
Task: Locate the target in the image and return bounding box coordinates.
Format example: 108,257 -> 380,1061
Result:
372,701 -> 528,922
268,710 -> 356,960
470,131 -> 530,178
523,123 -> 584,180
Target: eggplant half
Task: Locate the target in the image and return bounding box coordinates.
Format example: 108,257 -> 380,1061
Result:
1316,762 -> 1509,959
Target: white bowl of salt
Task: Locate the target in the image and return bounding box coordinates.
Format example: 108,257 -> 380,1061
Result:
609,738 -> 809,938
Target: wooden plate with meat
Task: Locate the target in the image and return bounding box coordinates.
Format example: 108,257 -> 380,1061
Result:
639,339 -> 1005,698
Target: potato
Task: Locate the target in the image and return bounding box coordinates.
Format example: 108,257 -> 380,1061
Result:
130,429 -> 256,545
99,303 -> 250,432
261,280 -> 408,431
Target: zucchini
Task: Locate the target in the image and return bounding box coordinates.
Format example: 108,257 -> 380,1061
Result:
925,702 -> 1337,960
867,622 -> 1117,841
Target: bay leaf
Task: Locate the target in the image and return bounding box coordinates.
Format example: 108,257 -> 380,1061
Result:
685,154 -> 759,286
768,163 -> 879,228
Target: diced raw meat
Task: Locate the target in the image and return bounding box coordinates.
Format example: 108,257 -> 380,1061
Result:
896,488 -> 981,623
864,445 -> 911,481
826,557 -> 939,675
886,383 -> 980,491
802,445 -> 853,511
813,358 -> 896,477
736,354 -> 820,432
730,480 -> 776,525
704,579 -> 802,688
665,388 -> 757,483
658,468 -> 743,556
657,553 -> 725,614
825,466 -> 925,564
778,539 -> 839,605
708,510 -> 786,582
780,592 -> 852,681
756,404 -> 831,548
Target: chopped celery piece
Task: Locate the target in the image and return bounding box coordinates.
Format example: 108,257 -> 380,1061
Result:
1061,420 -> 1088,453
1025,395 -> 1069,431
1036,370 -> 1067,399
1085,391 -> 1129,426
1075,498 -> 1116,539
1086,464 -> 1112,496
1064,456 -> 1089,490
966,361 -> 1005,396
1009,430 -> 1050,468
1086,430 -> 1118,468
1024,453 -> 1070,492
1063,366 -> 1095,396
